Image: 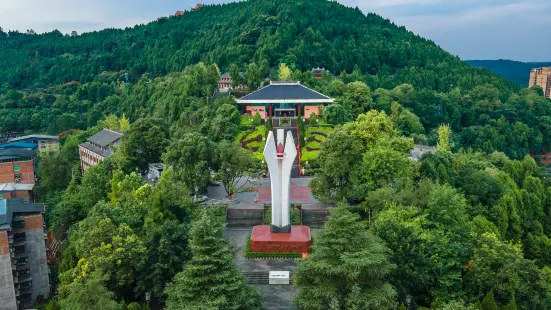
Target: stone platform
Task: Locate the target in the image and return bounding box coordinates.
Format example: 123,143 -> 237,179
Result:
250,225 -> 311,253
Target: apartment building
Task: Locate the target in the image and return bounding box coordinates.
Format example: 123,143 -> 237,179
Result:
78,129 -> 124,173
529,67 -> 551,99
0,199 -> 49,309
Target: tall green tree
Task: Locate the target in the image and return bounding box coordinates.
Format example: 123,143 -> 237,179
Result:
163,132 -> 214,192
344,110 -> 396,149
165,208 -> 262,310
229,63 -> 242,88
215,141 -> 256,199
60,277 -> 121,310
437,124 -> 452,152
463,233 -> 551,309
246,63 -> 261,90
297,116 -> 306,147
310,129 -> 363,202
120,117 -> 169,172
209,103 -> 241,141
278,63 -> 292,81
294,205 -> 397,310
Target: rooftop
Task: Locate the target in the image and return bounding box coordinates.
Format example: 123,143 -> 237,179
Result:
0,148 -> 37,161
0,183 -> 34,193
0,199 -> 45,227
0,142 -> 38,150
9,135 -> 58,143
79,142 -> 112,158
87,129 -> 123,147
220,72 -> 245,79
236,81 -> 334,103
409,145 -> 436,161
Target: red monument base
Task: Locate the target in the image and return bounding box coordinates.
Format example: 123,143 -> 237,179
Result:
250,225 -> 312,253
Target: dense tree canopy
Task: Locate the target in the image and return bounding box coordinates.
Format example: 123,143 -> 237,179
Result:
8,0 -> 551,308
165,208 -> 262,310
295,205 -> 397,310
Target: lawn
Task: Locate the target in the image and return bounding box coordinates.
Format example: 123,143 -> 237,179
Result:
301,126 -> 333,164
236,125 -> 267,161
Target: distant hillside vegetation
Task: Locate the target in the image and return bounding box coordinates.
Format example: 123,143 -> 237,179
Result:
0,0 -> 517,95
467,59 -> 551,87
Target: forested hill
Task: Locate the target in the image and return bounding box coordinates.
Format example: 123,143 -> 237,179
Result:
0,0 -> 516,94
467,59 -> 551,86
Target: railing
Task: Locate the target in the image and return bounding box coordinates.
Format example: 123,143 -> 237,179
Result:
12,218 -> 25,228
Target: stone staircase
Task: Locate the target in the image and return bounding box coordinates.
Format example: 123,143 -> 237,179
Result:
242,272 -> 270,284
242,271 -> 294,285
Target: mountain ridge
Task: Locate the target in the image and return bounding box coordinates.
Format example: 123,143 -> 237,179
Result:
466,59 -> 551,86
0,0 -> 517,94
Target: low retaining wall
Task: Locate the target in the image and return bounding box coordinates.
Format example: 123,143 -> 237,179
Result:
301,209 -> 330,229
226,208 -> 264,228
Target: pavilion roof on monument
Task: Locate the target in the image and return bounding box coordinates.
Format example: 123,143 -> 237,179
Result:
235,81 -> 335,104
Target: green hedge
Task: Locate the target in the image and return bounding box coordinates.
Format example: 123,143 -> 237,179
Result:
300,126 -> 334,165
263,204 -> 302,225
236,125 -> 268,161
244,237 -> 302,259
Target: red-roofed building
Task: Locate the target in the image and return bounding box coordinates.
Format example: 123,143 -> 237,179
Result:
173,10 -> 185,16
191,4 -> 204,11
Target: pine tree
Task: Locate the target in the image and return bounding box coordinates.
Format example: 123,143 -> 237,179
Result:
278,63 -> 292,81
229,63 -> 242,88
480,291 -> 499,310
294,204 -> 397,310
297,116 -> 306,147
119,114 -> 130,131
266,117 -> 273,138
165,208 -> 262,310
502,297 -> 517,310
437,124 -> 451,152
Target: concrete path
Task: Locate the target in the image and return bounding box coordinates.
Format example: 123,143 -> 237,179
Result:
225,228 -> 299,310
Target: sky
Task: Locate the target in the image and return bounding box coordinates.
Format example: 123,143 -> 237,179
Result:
0,0 -> 549,62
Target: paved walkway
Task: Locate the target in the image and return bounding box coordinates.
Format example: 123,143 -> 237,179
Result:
207,177 -> 328,210
225,228 -> 298,310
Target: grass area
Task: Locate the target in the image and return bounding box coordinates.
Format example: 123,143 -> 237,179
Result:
244,237 -> 303,259
263,209 -> 302,225
236,125 -> 267,161
301,126 -> 334,164
212,205 -> 227,218
240,115 -> 257,130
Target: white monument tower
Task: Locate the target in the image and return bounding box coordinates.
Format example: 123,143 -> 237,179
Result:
263,129 -> 297,233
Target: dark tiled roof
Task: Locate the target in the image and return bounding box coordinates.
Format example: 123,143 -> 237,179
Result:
237,82 -> 333,101
0,148 -> 37,161
0,199 -> 44,226
9,135 -> 58,142
79,142 -> 111,158
0,142 -> 38,150
87,129 -> 123,147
